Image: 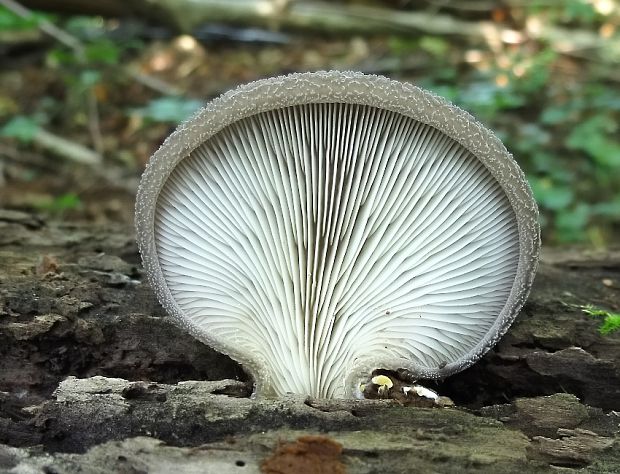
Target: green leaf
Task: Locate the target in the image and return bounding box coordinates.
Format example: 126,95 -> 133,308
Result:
0,6 -> 53,31
529,177 -> 573,210
387,36 -> 417,55
580,305 -> 620,335
540,105 -> 569,125
1,116 -> 39,142
51,193 -> 81,212
134,97 -> 204,124
85,40 -> 120,65
555,203 -> 590,242
600,315 -> 620,335
563,0 -> 598,22
46,47 -> 77,67
32,193 -> 82,213
79,70 -> 101,87
564,303 -> 620,336
567,115 -> 620,167
419,37 -> 450,57
591,198 -> 620,217
458,82 -> 524,117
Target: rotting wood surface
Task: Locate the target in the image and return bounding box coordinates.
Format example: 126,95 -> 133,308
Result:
0,211 -> 619,473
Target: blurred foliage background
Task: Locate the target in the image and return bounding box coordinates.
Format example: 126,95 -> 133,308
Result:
0,0 -> 619,246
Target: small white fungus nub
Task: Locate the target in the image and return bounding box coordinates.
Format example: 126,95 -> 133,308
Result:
136,71 -> 539,399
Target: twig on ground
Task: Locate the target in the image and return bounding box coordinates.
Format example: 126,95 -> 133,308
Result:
125,68 -> 182,96
0,0 -> 84,57
31,127 -> 102,165
87,90 -> 105,155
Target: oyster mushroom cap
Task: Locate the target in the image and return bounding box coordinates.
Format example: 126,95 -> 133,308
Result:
135,71 -> 540,398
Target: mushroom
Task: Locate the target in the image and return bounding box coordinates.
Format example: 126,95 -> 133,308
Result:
371,375 -> 394,397
135,71 -> 540,398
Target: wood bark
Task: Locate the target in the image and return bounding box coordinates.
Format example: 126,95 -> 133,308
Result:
0,212 -> 619,472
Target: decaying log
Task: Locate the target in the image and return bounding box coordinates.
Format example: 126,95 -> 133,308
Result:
18,0 -> 620,62
0,213 -> 619,472
1,377 -> 619,472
